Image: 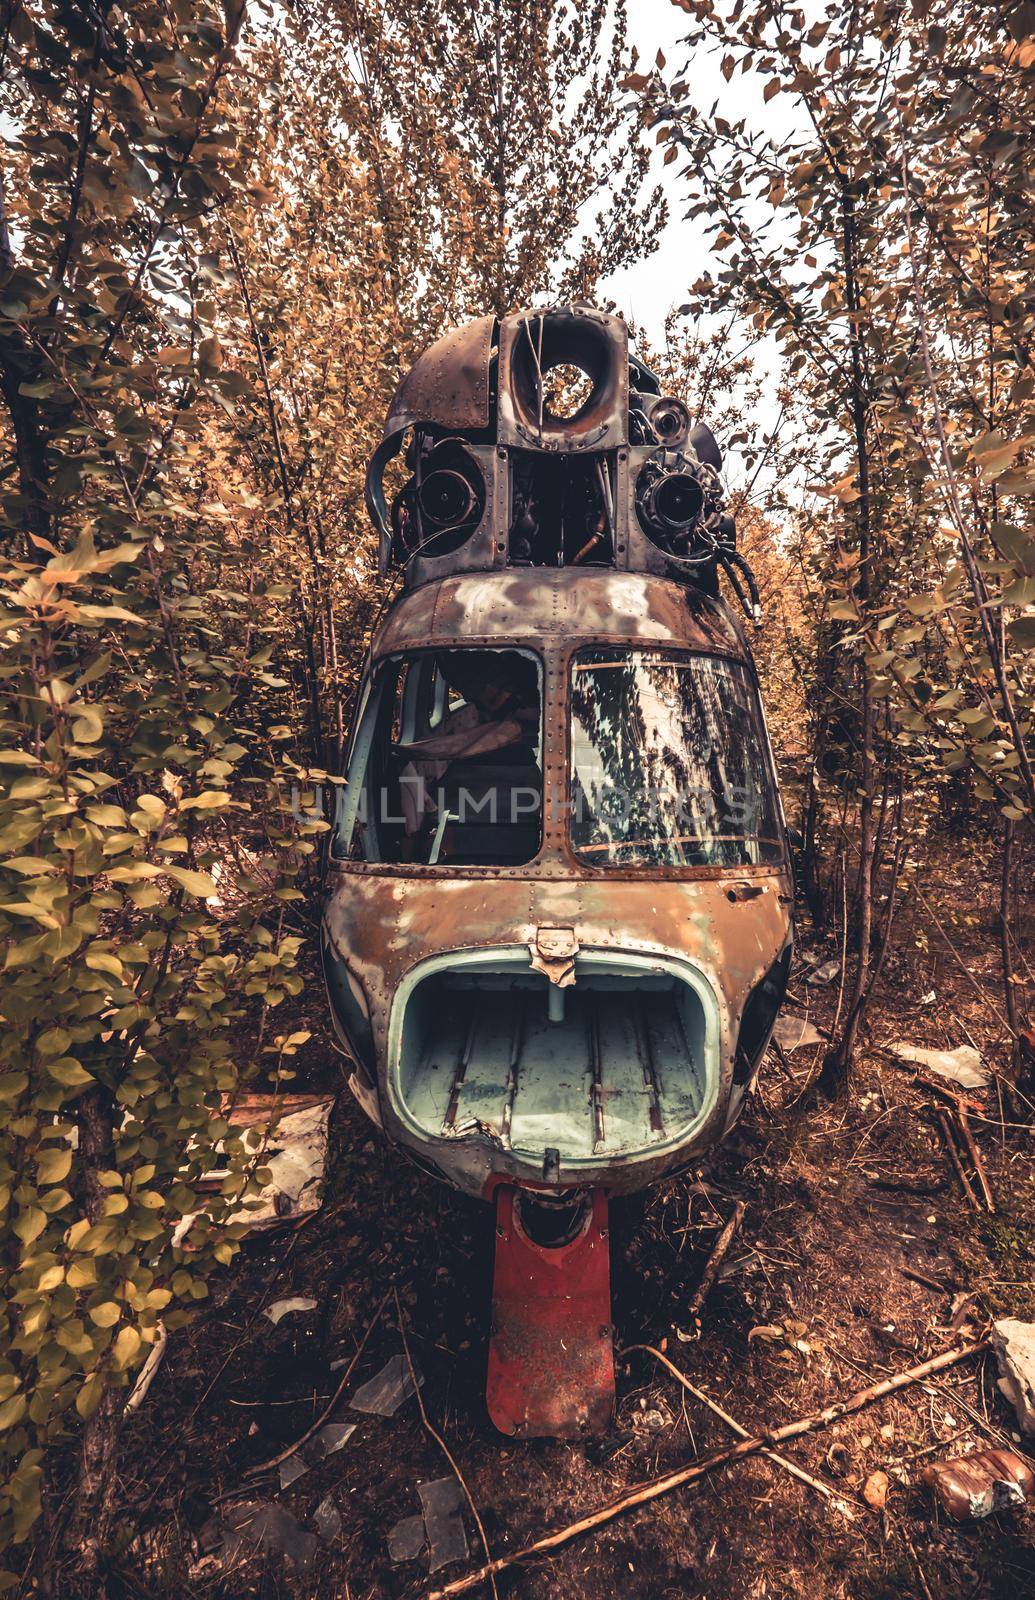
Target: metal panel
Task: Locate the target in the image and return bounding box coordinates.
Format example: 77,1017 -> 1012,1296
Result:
372,569 -> 748,660
486,1186 -> 614,1437
383,314 -> 496,435
497,307 -> 628,452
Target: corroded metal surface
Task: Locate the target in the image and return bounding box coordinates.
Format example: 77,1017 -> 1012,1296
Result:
496,306 -> 628,452
325,561 -> 791,1199
384,314 -> 496,435
486,1187 -> 614,1437
324,842 -> 790,1197
373,568 -> 748,661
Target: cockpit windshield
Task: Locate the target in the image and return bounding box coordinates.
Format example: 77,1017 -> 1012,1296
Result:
334,648 -> 543,867
569,648 -> 783,868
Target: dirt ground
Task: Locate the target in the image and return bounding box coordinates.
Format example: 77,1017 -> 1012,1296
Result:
114,841 -> 1035,1600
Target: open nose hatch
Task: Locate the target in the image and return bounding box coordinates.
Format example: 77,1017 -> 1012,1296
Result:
393,953 -> 715,1162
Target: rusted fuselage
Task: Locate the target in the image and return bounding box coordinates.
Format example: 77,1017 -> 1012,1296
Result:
322,566 -> 793,1201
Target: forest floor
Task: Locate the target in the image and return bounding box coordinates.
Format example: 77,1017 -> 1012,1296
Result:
113,835 -> 1035,1600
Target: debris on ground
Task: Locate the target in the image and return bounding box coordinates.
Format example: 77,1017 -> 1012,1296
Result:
210,1500 -> 318,1573
992,1319 -> 1035,1434
387,1477 -> 468,1570
923,1449 -> 1035,1520
265,1296 -> 319,1325
772,1014 -> 825,1051
276,1421 -> 358,1488
387,1513 -> 427,1562
312,1495 -> 342,1544
419,1477 -> 468,1571
125,1322 -> 168,1414
888,1041 -> 988,1090
687,1200 -> 745,1322
350,1353 -> 423,1416
862,1469 -> 890,1511
805,957 -> 840,986
187,1095 -> 335,1239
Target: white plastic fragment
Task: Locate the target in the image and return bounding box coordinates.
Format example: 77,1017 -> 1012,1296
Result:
888,1041 -> 988,1089
125,1322 -> 168,1414
806,957 -> 840,986
264,1296 -> 318,1325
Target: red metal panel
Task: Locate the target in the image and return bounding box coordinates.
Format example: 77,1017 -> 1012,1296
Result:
486,1187 -> 614,1438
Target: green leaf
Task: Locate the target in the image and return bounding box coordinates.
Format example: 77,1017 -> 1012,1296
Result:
0,1394 -> 26,1432
164,866 -> 217,897
45,1059 -> 94,1090
75,1373 -> 105,1420
14,1207 -> 47,1246
112,1325 -> 142,1368
37,1146 -> 72,1185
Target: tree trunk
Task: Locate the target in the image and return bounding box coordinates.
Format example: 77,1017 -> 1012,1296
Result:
818,188 -> 877,1099
67,1086 -> 122,1574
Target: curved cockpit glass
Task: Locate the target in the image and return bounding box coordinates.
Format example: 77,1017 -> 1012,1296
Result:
334,648 -> 543,866
569,647 -> 783,867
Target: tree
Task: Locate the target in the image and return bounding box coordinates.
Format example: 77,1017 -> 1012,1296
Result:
634,0 -> 1035,1089
290,0 -> 668,319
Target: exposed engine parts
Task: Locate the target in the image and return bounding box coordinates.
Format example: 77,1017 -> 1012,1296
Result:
366,305 -> 760,619
635,444 -> 760,617
391,437 -> 486,561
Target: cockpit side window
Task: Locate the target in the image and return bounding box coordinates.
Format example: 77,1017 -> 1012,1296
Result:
333,648 -> 543,867
569,647 -> 784,868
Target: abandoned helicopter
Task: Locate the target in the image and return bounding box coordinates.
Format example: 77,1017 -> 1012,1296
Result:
321,306 -> 793,1437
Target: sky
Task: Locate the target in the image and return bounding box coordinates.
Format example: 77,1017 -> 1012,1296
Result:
599,0 -> 802,353
589,0 -> 810,505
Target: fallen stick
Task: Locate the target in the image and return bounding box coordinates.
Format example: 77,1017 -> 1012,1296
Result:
425,1341 -> 987,1600
688,1199 -> 745,1321
934,1109 -> 981,1212
244,1290 -> 391,1480
955,1103 -> 995,1213
899,1266 -> 951,1295
624,1343 -> 854,1511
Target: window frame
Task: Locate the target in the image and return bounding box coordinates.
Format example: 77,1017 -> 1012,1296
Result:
332,644 -> 547,872
564,644 -> 788,874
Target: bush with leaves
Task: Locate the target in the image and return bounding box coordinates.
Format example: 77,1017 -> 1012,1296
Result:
0,0 -> 322,1575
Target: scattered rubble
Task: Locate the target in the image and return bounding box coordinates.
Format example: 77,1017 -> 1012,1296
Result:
772,1015 -> 824,1051
275,1422 -> 358,1489
313,1495 -> 342,1544
387,1477 -> 468,1571
387,1513 -> 427,1562
806,958 -> 841,986
992,1319 -> 1035,1435
419,1477 -> 469,1571
923,1449 -> 1035,1520
212,1500 -> 318,1573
